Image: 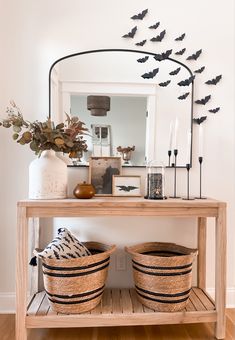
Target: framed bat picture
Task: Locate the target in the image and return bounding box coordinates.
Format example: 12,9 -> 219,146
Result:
89,157 -> 122,196
112,175 -> 141,197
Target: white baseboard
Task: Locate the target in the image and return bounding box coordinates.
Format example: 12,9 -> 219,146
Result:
0,288 -> 234,313
0,293 -> 15,313
206,287 -> 235,308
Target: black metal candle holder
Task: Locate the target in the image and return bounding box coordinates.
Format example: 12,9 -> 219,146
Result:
168,150 -> 172,167
195,156 -> 207,199
169,149 -> 181,198
182,164 -> 195,200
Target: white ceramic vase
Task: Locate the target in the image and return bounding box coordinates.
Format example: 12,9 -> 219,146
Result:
29,150 -> 67,199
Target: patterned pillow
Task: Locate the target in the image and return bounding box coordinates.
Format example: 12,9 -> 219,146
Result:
33,227 -> 91,261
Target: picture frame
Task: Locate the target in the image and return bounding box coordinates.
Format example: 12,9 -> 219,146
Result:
89,157 -> 122,196
112,175 -> 141,197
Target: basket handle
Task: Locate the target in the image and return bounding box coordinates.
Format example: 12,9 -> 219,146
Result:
104,244 -> 116,256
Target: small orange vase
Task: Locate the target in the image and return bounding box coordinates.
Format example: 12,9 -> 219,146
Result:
73,181 -> 95,199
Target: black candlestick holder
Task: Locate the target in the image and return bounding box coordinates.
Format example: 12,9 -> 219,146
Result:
170,149 -> 181,198
182,163 -> 195,200
195,156 -> 207,199
168,150 -> 172,167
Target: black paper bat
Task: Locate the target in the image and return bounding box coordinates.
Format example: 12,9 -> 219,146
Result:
205,75 -> 222,85
116,185 -> 138,192
122,26 -> 137,38
141,68 -> 159,79
186,49 -> 202,60
149,22 -> 160,29
175,33 -> 186,41
159,80 -> 171,87
175,48 -> 186,56
135,39 -> 147,46
169,67 -> 181,76
131,9 -> 148,20
178,75 -> 195,86
193,116 -> 207,125
208,107 -> 220,113
194,66 -> 205,74
150,30 -> 166,42
195,95 -> 211,105
137,56 -> 149,63
178,92 -> 190,100
154,49 -> 172,61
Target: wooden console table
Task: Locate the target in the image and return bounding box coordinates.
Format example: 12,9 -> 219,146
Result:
16,198 -> 226,340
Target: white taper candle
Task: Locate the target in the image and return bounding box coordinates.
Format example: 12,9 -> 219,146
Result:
186,130 -> 191,164
168,120 -> 173,151
173,118 -> 179,150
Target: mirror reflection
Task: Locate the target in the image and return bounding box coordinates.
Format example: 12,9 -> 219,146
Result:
71,95 -> 147,166
50,50 -> 193,167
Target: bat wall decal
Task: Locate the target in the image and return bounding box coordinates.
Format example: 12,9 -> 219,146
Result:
205,75 -> 222,85
194,66 -> 205,74
178,92 -> 190,100
193,116 -> 207,125
122,26 -> 137,38
131,9 -> 148,20
141,68 -> 159,79
195,95 -> 211,105
208,107 -> 220,113
135,39 -> 147,46
186,49 -> 202,61
159,80 -> 171,87
178,75 -> 195,86
175,33 -> 186,41
175,48 -> 186,55
154,49 -> 172,61
169,67 -> 181,76
150,29 -> 166,42
137,56 -> 149,63
149,22 -> 160,29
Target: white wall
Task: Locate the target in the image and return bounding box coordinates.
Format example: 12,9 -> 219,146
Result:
0,0 -> 234,311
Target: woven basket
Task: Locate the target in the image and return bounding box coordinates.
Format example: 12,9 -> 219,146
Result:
125,242 -> 197,312
36,242 -> 116,314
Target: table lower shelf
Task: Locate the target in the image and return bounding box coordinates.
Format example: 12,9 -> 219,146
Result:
26,287 -> 216,328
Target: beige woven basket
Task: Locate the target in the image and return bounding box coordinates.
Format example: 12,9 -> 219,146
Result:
125,242 -> 198,312
36,242 -> 116,314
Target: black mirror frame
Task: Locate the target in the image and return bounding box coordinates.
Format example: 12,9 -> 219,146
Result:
48,48 -> 194,168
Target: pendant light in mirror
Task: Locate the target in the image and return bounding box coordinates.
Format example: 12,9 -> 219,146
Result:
87,95 -> 110,116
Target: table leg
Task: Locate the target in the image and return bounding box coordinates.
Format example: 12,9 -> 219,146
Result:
29,218 -> 40,297
215,204 -> 227,339
16,207 -> 28,340
197,217 -> 207,289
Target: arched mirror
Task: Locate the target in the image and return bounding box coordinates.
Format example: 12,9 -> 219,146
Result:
49,49 -> 193,167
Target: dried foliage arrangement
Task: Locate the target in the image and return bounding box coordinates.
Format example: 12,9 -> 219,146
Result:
0,102 -> 88,157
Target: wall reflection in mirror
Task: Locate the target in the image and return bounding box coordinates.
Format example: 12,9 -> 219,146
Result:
50,50 -> 193,167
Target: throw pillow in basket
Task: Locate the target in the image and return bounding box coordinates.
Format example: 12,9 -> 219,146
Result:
30,227 -> 91,265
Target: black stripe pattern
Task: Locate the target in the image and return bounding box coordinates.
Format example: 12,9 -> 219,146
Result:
136,285 -> 191,298
43,262 -> 110,278
46,285 -> 105,299
48,290 -> 104,305
136,290 -> 189,304
132,259 -> 192,270
42,256 -> 110,271
133,264 -> 192,277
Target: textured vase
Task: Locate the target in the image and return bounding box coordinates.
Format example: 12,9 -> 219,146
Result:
29,150 -> 67,199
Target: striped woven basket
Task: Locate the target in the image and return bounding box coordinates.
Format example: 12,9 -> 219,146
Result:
37,242 -> 116,314
125,242 -> 198,312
